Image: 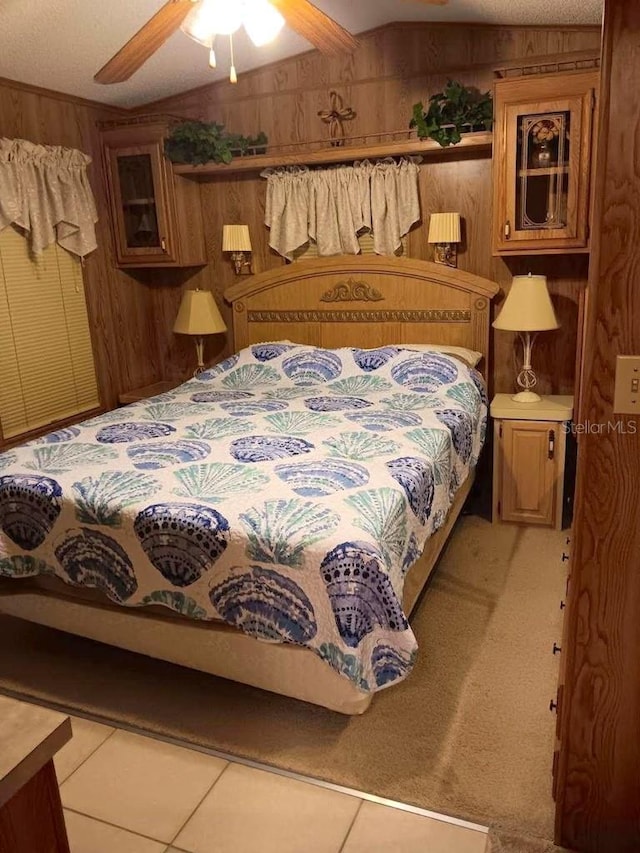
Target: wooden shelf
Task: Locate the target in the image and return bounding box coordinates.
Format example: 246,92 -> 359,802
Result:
172,132 -> 493,179
518,166 -> 569,177
123,197 -> 156,206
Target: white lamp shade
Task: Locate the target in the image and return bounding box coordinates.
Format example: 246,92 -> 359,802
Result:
244,0 -> 285,46
428,212 -> 461,244
181,0 -> 243,46
223,224 -> 252,252
173,290 -> 227,336
492,274 -> 559,332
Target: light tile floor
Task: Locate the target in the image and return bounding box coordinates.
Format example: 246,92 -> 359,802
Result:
56,715 -> 489,853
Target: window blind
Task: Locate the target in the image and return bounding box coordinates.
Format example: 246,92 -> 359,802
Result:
292,231 -> 407,261
0,226 -> 100,440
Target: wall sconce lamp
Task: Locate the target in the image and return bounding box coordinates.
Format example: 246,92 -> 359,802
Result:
173,288 -> 227,375
428,212 -> 462,268
223,224 -> 252,274
492,273 -> 560,403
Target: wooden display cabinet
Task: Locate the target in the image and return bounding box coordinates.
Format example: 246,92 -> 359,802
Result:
492,71 -> 598,255
101,119 -> 207,268
491,394 -> 573,529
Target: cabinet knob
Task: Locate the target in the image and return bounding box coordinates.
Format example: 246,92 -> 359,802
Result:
550,698 -> 558,713
553,642 -> 562,655
561,552 -> 569,562
504,220 -> 511,239
560,600 -> 566,610
160,237 -> 167,252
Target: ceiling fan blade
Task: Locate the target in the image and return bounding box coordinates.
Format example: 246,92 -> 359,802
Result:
95,0 -> 195,84
268,0 -> 358,55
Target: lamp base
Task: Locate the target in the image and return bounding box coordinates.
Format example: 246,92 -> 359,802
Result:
230,252 -> 252,275
511,390 -> 542,403
433,243 -> 458,268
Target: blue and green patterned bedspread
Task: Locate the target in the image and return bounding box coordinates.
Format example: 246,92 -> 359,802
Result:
0,343 -> 487,693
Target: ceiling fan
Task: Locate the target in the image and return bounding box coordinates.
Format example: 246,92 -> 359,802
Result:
94,0 -> 448,85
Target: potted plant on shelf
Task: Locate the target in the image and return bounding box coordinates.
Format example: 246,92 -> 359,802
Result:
164,120 -> 268,165
410,80 -> 493,148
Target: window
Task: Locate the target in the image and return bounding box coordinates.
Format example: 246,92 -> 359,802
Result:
0,226 -> 100,440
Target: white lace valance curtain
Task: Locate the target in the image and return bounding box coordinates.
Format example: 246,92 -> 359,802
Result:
262,158 -> 420,259
0,138 -> 98,258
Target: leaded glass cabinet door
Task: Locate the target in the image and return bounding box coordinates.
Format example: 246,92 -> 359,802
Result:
106,142 -> 176,264
516,110 -> 572,233
493,73 -> 597,254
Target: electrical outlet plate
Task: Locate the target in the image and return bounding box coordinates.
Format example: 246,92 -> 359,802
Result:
613,355 -> 640,414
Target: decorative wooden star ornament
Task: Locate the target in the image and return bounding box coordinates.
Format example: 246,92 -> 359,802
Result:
317,91 -> 356,147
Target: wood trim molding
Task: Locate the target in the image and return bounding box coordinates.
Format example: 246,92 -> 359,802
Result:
245,309 -> 473,323
320,280 -> 384,302
0,76 -> 126,115
493,48 -> 600,78
225,257 -> 500,303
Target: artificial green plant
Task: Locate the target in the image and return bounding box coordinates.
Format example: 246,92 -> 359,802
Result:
164,120 -> 268,165
410,80 -> 493,147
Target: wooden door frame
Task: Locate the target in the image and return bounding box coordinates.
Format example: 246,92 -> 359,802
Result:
555,2 -> 640,850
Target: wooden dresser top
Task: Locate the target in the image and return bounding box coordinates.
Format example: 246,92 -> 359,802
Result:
0,696 -> 71,808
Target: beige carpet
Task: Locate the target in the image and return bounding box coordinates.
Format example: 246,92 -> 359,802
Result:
0,516 -> 566,841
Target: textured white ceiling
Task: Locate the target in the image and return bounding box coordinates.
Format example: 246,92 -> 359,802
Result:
0,0 -> 603,109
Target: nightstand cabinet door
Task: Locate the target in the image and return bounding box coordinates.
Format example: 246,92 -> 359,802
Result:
498,420 -> 559,526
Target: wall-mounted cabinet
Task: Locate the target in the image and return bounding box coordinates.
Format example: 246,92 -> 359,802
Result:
492,71 -> 598,255
100,120 -> 207,268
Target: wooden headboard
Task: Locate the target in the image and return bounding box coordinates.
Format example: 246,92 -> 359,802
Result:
224,257 -> 499,374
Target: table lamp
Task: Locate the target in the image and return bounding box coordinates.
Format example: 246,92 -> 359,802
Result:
173,289 -> 227,375
492,273 -> 559,403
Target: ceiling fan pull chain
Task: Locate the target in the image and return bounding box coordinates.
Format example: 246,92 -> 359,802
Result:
229,34 -> 237,83
209,36 -> 217,69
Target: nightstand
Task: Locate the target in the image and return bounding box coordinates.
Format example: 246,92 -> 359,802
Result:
491,394 -> 573,529
118,380 -> 180,405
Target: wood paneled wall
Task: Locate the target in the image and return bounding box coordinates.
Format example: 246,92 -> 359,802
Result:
0,77 -> 201,415
0,21 -> 601,412
147,23 -> 600,143
145,22 -> 600,395
556,1 -> 640,849
0,80 -> 115,411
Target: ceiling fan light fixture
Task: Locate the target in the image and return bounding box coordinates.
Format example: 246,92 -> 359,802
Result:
243,0 -> 285,47
181,6 -> 214,47
181,0 -> 242,47
95,0 -> 359,86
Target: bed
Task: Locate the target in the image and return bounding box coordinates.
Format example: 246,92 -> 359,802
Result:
0,256 -> 498,714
